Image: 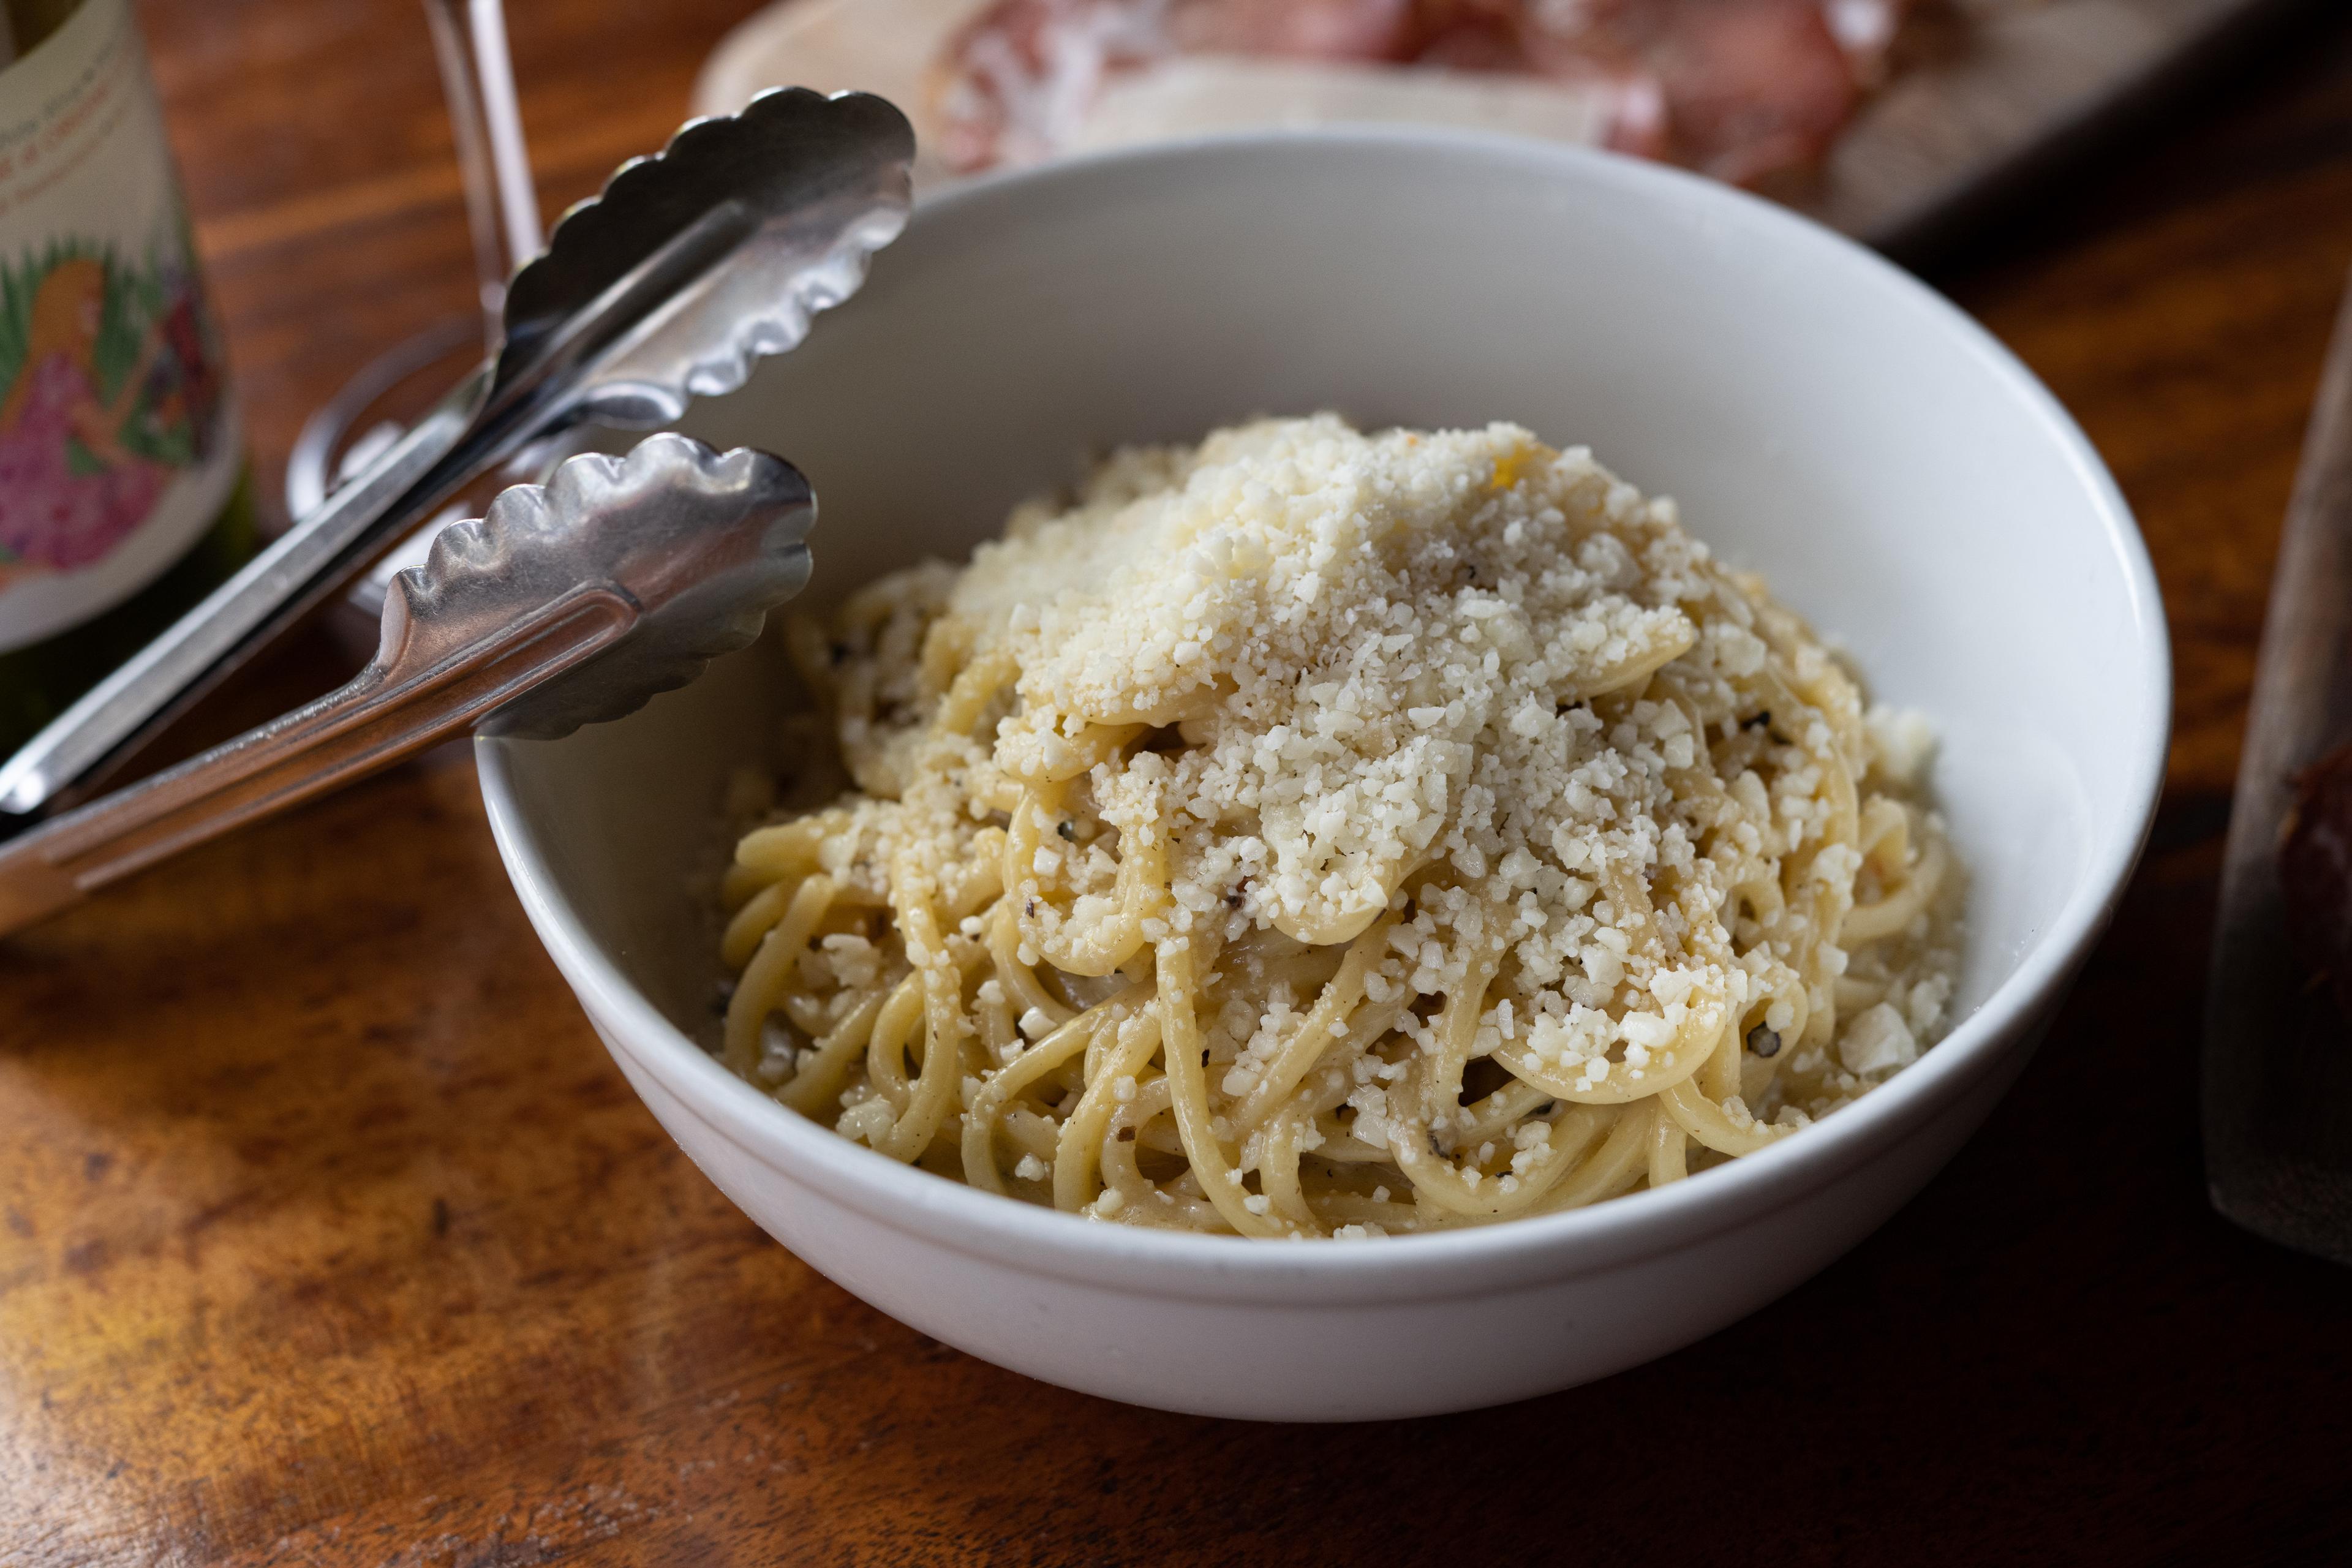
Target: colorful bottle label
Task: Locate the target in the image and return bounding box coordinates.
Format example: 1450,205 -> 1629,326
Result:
0,0 -> 241,653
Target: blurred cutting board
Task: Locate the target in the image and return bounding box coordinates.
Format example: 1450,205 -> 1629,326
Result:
694,0 -> 2305,249
1803,0 -> 2303,246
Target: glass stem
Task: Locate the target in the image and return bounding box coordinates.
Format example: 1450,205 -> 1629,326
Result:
423,0 -> 542,347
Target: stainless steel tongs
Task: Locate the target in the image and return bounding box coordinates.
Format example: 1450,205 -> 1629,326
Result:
0,435 -> 810,935
0,86 -> 913,824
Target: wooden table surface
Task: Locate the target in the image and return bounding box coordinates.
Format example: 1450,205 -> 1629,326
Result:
7,2 -> 2351,1562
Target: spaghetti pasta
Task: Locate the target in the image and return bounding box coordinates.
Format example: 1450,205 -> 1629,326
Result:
715,417 -> 1961,1236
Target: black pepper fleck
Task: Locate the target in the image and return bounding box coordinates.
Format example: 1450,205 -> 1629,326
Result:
1745,1023 -> 1782,1058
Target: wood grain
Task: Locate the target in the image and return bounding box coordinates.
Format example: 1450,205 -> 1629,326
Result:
4,2 -> 2352,1563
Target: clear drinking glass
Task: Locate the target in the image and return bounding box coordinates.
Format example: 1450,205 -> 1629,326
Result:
284,0 -> 541,526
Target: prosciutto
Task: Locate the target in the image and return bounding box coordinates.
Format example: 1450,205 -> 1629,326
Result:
932,0 -> 1915,184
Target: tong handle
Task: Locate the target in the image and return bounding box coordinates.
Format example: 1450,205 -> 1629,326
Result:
0,586 -> 633,937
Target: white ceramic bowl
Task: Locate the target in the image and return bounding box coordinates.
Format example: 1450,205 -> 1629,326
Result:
478,132 -> 2168,1422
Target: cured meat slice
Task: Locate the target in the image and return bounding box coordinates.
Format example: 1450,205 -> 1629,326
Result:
932,0 -> 1167,172
1598,1 -> 1864,183
1166,0 -> 1419,59
933,0 -> 1902,184
1072,54 -> 1630,156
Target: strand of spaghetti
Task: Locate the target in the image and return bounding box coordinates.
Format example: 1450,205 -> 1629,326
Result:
1856,794 -> 1910,865
1230,914 -> 1395,1133
1794,837 -> 1860,1049
1413,944 -> 1502,1125
1599,862 -> 1654,941
1766,665 -> 1860,851
1098,1075 -> 1223,1230
943,832 -> 1006,922
1699,1009 -> 1742,1102
987,900 -> 1074,1030
720,875 -> 839,1074
734,816 -> 831,882
1646,1112 -> 1689,1188
1095,1075 -> 1169,1217
1446,1079 -> 1558,1148
720,876 -> 800,970
1013,783 -> 1164,976
1272,894 -> 1402,948
1238,940 -> 1349,1002
1746,952 -> 1810,1049
781,989 -> 839,1038
1001,1107 -> 1063,1164
1784,638 -> 1868,760
1833,975 -> 1890,1014
1844,830 -> 1948,944
776,992 -> 884,1114
935,644 -> 1019,734
970,768 -> 1024,815
1389,1099 -> 1610,1218
1156,937 -> 1286,1237
1787,682 -> 1863,851
1660,1076 -> 1795,1156
1537,1102 -> 1658,1210
864,968 -> 924,1112
878,870 -> 976,1162
959,1001 -> 1107,1192
775,989 -> 888,1117
1051,1003 -> 1162,1212
1247,1060 -> 1369,1202
974,966 -> 1017,1061
1079,675 -> 1233,727
1328,997 -> 1411,1074
1003,721 -> 1147,786
1143,1097 -> 1207,1163
1390,953 -> 1604,1219
1491,978 -> 1729,1106
1082,1006 -> 1116,1082
1256,1108 -> 1320,1229
1305,1128 -> 1399,1164
916,615 -> 974,706
1655,686 -> 1711,772
861,902 -> 987,1123
1560,614 -> 1698,703
719,860 -> 772,910
1304,1190 -> 1438,1234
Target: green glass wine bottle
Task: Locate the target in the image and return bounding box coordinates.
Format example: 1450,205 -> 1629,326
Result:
0,0 -> 257,761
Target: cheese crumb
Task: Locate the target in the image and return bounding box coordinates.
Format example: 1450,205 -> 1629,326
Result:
1838,1003 -> 1920,1075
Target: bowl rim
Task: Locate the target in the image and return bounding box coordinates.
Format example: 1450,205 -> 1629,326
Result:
477,126 -> 2171,1303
